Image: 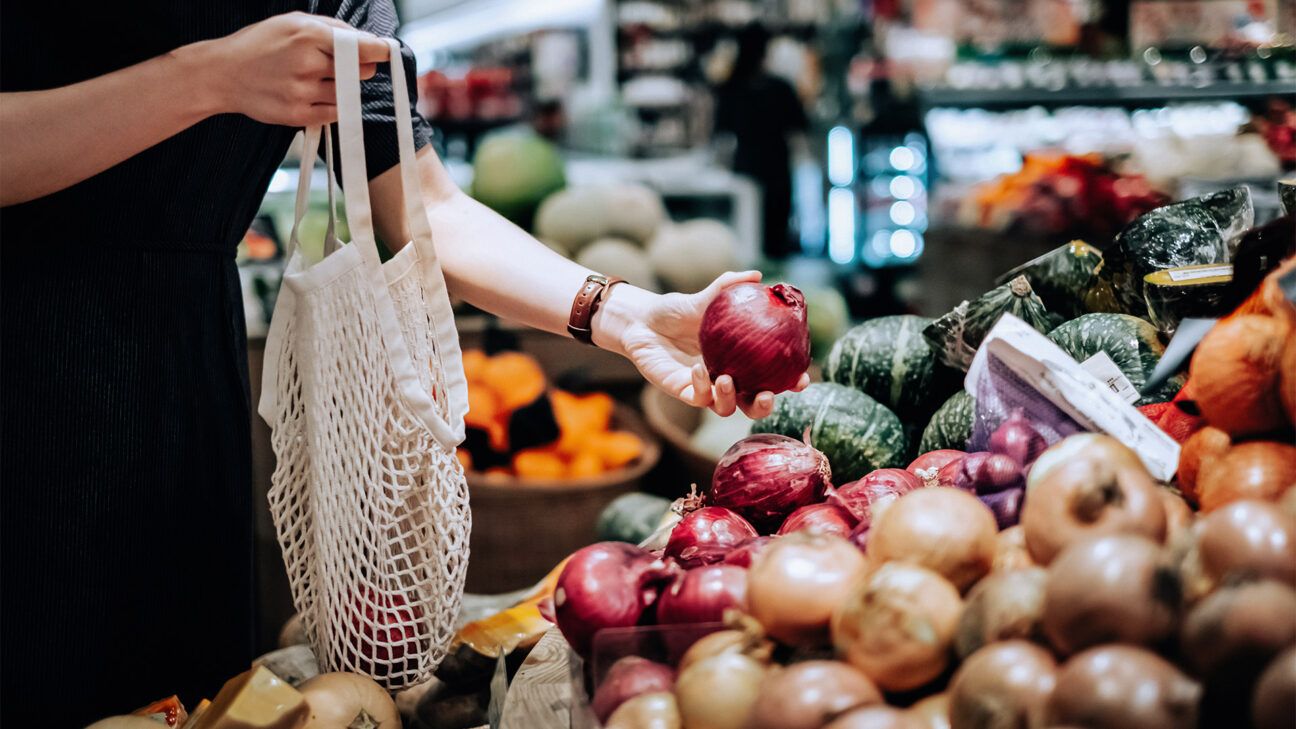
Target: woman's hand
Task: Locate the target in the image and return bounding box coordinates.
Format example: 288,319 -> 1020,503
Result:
196,12 -> 391,126
595,272 -> 811,419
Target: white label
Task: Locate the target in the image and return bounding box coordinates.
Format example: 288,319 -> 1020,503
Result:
1167,265 -> 1232,282
1081,352 -> 1140,404
966,314 -> 1181,481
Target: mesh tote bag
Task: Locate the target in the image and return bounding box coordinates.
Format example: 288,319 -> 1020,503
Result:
258,30 -> 471,690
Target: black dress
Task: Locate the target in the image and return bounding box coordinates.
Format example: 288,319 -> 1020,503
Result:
0,3 -> 431,725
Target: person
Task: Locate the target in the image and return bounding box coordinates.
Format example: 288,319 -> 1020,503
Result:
0,4 -> 806,725
714,23 -> 809,259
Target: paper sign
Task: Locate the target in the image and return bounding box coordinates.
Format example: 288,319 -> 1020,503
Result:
967,314 -> 1181,481
1081,352 -> 1140,404
1166,264 -> 1232,282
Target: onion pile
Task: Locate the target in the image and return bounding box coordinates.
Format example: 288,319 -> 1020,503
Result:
699,282 -> 811,397
830,469 -> 923,524
748,532 -> 869,646
591,657 -> 676,723
655,564 -> 748,657
664,507 -> 757,567
710,434 -> 831,531
776,502 -> 858,538
747,661 -> 881,729
867,488 -> 998,592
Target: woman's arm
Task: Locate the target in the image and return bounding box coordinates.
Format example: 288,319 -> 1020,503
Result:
0,12 -> 389,206
368,146 -> 807,417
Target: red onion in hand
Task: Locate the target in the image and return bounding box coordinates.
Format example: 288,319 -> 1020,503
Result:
553,542 -> 676,658
710,434 -> 831,532
777,502 -> 858,538
990,410 -> 1048,467
954,452 -> 1024,494
831,469 -> 923,523
723,536 -> 774,568
665,507 -> 759,568
700,282 -> 811,396
657,564 -> 749,659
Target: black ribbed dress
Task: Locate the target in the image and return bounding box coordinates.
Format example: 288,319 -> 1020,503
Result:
0,2 -> 431,725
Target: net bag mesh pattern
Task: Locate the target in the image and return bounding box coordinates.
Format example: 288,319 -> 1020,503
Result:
969,352 -> 1083,452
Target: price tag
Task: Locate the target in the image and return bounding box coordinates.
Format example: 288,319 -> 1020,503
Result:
1081,352 -> 1140,404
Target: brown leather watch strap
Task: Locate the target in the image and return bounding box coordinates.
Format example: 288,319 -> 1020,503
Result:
568,274 -> 625,345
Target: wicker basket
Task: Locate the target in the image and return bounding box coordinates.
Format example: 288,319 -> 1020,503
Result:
463,403 -> 661,594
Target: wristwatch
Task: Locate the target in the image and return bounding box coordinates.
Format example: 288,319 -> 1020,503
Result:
567,274 -> 625,345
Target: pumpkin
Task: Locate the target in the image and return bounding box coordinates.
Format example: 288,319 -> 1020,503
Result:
1189,314 -> 1289,437
299,672 -> 400,729
480,352 -> 546,411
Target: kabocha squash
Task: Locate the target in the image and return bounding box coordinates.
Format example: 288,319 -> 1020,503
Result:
752,382 -> 908,482
924,276 -> 1052,372
824,315 -> 959,420
920,391 -> 975,453
997,240 -> 1104,320
1142,264 -> 1234,334
1047,313 -> 1183,405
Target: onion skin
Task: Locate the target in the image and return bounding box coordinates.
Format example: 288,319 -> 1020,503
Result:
592,657 -> 677,723
948,641 -> 1056,729
955,567 -> 1047,659
777,502 -> 858,538
699,282 -> 811,397
1022,434 -> 1167,565
553,542 -> 674,658
1189,314 -> 1289,437
1197,500 -> 1296,588
710,434 -> 832,531
721,536 -> 773,569
822,705 -> 926,729
832,563 -> 963,692
664,507 -> 759,568
746,660 -> 882,729
1042,535 -> 1180,656
831,469 -> 922,524
1046,645 -> 1200,729
978,488 -> 1025,530
1180,580 -> 1296,684
908,694 -> 951,729
606,692 -> 681,729
988,410 -> 1048,466
674,652 -> 766,729
1159,489 -> 1194,545
1197,440 -> 1296,513
992,526 -> 1036,572
1282,333 -> 1296,427
747,532 -> 869,646
1252,647 -> 1296,729
655,564 -> 747,659
932,458 -> 964,489
1177,426 -> 1231,505
868,488 -> 998,592
908,450 -> 966,481
964,454 -> 1025,495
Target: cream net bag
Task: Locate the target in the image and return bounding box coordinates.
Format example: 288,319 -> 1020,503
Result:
258,30 -> 470,690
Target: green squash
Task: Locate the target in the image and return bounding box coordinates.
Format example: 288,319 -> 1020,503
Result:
751,382 -> 908,483
924,276 -> 1053,372
1047,313 -> 1184,405
997,240 -> 1104,320
919,390 -> 975,453
823,315 -> 960,421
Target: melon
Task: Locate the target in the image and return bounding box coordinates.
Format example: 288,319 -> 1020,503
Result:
471,133 -> 565,226
575,237 -> 660,291
649,219 -> 741,293
534,186 -> 612,254
606,183 -> 667,244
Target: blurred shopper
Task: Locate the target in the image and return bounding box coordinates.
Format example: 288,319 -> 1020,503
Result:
714,23 -> 809,259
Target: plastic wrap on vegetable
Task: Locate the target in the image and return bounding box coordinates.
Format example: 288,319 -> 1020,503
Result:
924,276 -> 1052,371
1143,264 -> 1233,334
1047,313 -> 1185,405
1102,187 -> 1254,316
996,240 -> 1104,320
1280,179 -> 1295,216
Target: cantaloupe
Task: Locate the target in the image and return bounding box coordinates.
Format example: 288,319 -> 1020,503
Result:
648,219 -> 741,293
605,183 -> 666,244
471,133 -> 565,226
534,187 -> 612,253
576,238 -> 660,291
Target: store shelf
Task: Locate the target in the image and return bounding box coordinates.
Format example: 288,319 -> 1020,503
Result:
917,81 -> 1295,110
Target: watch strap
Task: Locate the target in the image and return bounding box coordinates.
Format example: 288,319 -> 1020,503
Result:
567,274 -> 625,345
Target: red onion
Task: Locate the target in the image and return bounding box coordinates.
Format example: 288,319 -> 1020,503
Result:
699,282 -> 811,396
777,502 -> 858,538
665,507 -> 759,568
953,452 -> 1024,494
710,434 -> 831,532
980,487 -> 1026,529
908,449 -> 967,483
848,520 -> 871,554
657,564 -> 749,659
591,656 -> 676,723
989,410 -> 1048,467
723,536 -> 774,569
553,542 -> 676,658
831,468 -> 923,523
934,456 -> 965,488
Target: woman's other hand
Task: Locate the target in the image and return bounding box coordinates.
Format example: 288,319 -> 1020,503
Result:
197,12 -> 391,126
596,271 -> 811,419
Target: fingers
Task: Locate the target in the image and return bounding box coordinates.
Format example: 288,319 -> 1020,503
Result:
711,375 -> 738,417
357,36 -> 393,64
793,372 -> 811,392
687,364 -> 714,408
701,270 -> 762,300
738,391 -> 775,420
359,62 -> 379,80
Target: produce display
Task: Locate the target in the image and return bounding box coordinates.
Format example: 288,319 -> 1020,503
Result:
459,349 -> 647,481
